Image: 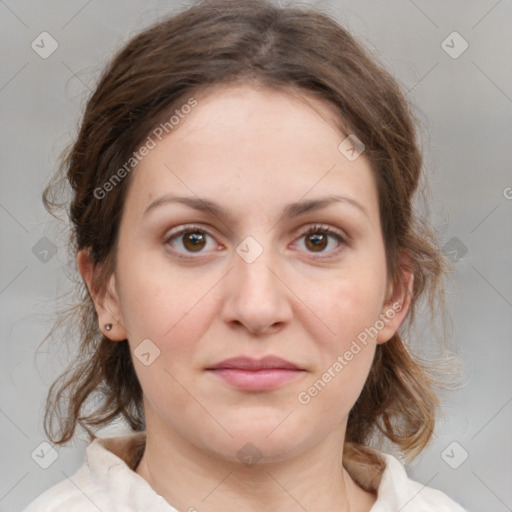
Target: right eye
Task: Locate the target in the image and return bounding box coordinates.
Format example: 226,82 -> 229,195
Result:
164,225 -> 222,258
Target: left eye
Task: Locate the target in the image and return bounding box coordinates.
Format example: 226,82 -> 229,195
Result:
165,228 -> 218,255
294,226 -> 345,255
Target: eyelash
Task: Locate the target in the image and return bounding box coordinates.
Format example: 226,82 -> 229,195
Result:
163,224 -> 219,260
163,223 -> 348,260
297,224 -> 347,256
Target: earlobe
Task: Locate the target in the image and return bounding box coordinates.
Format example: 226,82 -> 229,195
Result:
76,249 -> 128,341
376,270 -> 414,345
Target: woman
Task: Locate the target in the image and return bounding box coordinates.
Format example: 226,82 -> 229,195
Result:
25,0 -> 466,510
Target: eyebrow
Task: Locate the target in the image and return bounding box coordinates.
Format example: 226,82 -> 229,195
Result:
143,193 -> 369,222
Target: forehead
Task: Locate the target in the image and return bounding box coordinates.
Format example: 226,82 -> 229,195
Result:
167,83 -> 346,154
125,84 -> 379,225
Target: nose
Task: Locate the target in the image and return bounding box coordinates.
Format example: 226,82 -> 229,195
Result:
220,246 -> 293,336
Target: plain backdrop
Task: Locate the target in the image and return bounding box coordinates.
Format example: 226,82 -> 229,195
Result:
1,1 -> 511,511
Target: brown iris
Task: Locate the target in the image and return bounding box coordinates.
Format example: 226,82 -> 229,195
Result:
305,232 -> 328,252
183,232 -> 207,252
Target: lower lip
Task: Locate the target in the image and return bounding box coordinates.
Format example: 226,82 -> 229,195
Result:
207,368 -> 304,391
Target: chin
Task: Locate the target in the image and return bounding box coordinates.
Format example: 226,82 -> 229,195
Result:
193,415 -> 312,465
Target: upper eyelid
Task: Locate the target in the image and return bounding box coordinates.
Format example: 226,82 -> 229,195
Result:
300,224 -> 347,239
164,222 -> 345,238
164,223 -> 213,237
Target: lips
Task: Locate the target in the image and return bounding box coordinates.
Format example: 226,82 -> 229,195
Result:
207,356 -> 301,371
206,356 -> 305,391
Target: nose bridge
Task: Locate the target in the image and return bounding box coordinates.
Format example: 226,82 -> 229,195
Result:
234,239 -> 280,301
221,236 -> 292,333
244,256 -> 274,289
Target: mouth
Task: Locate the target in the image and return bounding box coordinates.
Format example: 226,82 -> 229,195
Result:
205,356 -> 306,391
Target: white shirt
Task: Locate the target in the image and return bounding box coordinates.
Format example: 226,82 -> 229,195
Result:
23,432 -> 466,511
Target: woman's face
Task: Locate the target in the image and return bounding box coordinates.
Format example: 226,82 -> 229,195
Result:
93,84 -> 410,462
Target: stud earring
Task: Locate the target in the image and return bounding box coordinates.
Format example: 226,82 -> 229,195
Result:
104,323 -> 113,331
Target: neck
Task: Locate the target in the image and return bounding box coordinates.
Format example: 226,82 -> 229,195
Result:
135,420 -> 376,512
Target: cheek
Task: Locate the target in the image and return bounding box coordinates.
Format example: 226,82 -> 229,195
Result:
116,255 -> 221,408
116,246 -> 214,342
302,267 -> 386,346
115,255 -> 215,412
292,265 -> 384,410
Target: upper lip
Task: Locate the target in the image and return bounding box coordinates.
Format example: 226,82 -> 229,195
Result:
206,356 -> 302,371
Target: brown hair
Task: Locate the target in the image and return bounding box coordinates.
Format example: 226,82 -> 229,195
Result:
42,0 -> 455,471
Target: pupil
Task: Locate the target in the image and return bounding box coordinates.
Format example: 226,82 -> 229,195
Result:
184,232 -> 206,251
307,233 -> 327,251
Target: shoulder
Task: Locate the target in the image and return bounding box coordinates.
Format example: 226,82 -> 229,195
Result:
22,464 -> 98,512
372,452 -> 467,511
22,432 -> 167,512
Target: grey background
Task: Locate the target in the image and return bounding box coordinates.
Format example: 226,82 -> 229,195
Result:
1,1 -> 511,511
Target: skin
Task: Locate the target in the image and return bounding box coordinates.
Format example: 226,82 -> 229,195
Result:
79,83 -> 413,512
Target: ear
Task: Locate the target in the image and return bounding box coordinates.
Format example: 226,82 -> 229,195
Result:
375,267 -> 414,345
77,249 -> 128,341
